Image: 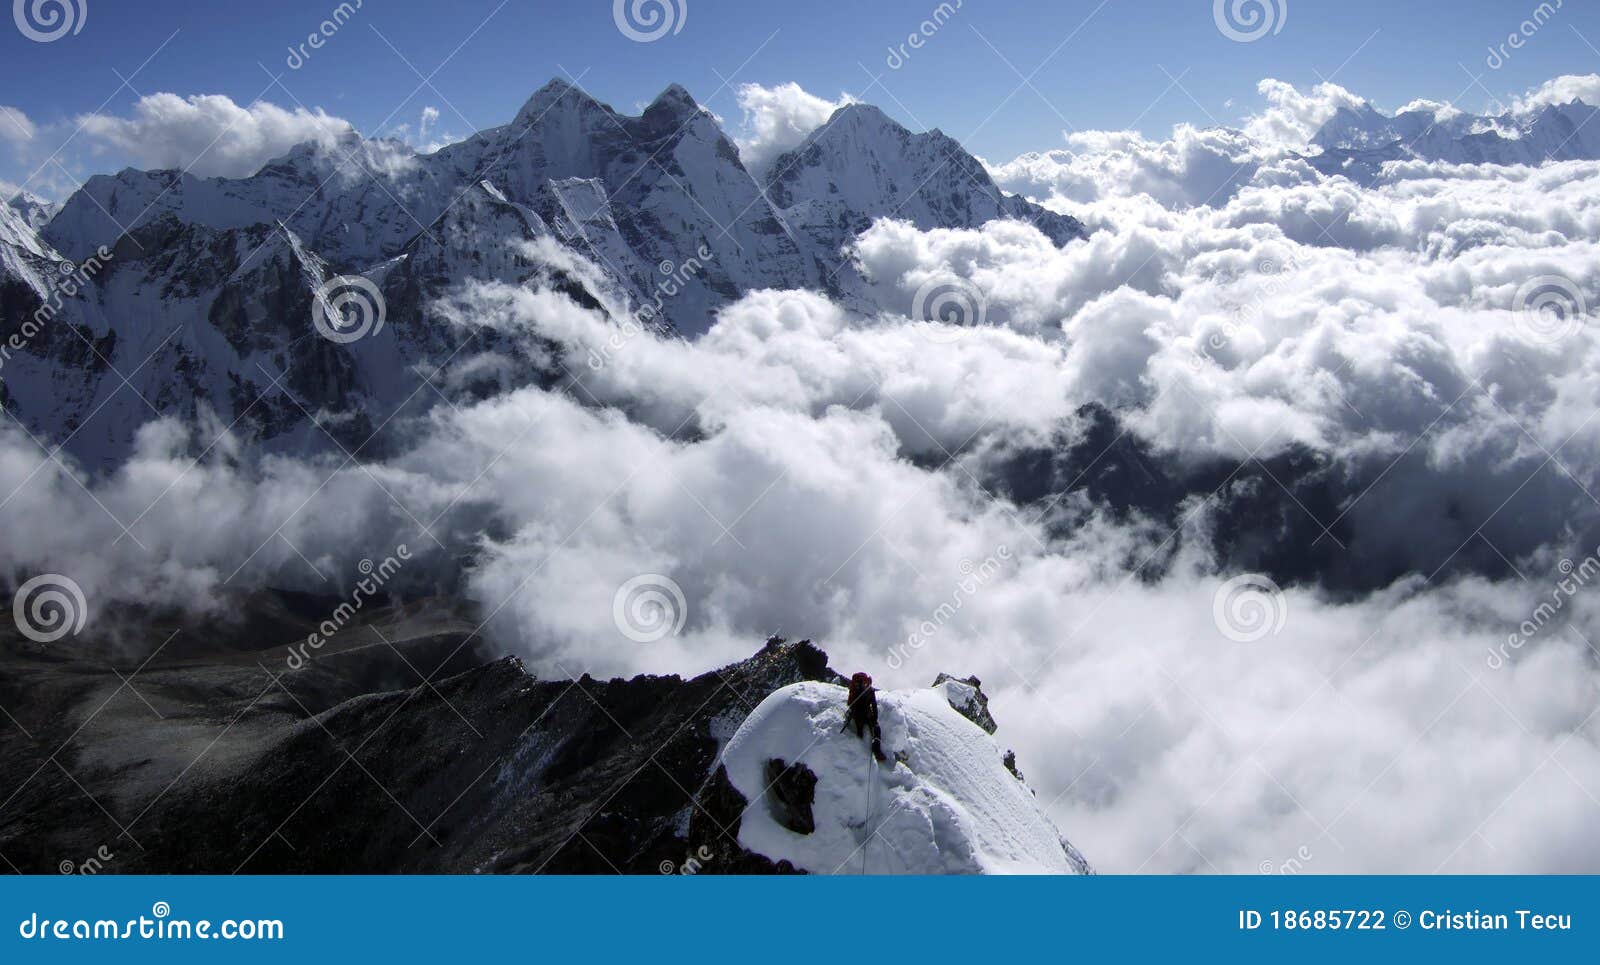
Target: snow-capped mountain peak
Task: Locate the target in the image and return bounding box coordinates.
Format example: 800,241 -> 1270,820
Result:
765,100 -> 1086,256
1305,95 -> 1600,181
1,79 -> 1085,468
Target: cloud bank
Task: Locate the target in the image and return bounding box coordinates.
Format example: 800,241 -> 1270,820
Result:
732,82 -> 855,175
73,93 -> 357,179
4,73 -> 1600,874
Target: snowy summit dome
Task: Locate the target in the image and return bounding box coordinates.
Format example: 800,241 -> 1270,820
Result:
718,681 -> 1091,874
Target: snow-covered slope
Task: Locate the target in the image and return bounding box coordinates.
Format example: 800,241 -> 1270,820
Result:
717,681 -> 1091,875
5,192 -> 57,234
0,193 -> 60,297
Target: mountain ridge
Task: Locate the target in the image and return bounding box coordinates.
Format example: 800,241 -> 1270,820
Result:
0,606 -> 1091,875
0,79 -> 1085,469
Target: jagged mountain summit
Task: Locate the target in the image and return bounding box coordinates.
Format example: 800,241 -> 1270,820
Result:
767,102 -> 1087,260
0,79 -> 1085,469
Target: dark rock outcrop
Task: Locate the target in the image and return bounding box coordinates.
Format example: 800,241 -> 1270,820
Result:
0,606 -> 840,874
932,672 -> 998,734
762,758 -> 818,835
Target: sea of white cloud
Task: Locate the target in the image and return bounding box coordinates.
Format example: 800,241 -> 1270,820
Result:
3,75 -> 1600,873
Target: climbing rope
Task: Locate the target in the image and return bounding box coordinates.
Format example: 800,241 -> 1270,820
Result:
860,754 -> 876,875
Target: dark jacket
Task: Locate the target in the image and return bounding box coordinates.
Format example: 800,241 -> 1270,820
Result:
846,678 -> 879,731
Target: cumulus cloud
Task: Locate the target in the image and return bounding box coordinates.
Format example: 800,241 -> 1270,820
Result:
987,78 -> 1370,211
0,105 -> 36,147
75,93 -> 355,178
990,125 -> 1281,210
733,82 -> 854,175
7,72 -> 1600,874
389,203 -> 1600,870
1513,73 -> 1600,114
990,72 -> 1600,216
13,210 -> 1599,872
1243,78 -> 1368,152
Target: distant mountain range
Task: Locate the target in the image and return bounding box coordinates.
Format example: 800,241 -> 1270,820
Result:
1305,97 -> 1600,182
0,79 -> 1083,469
6,83 -> 1596,470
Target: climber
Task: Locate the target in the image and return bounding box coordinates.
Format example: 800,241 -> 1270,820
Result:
843,672 -> 887,761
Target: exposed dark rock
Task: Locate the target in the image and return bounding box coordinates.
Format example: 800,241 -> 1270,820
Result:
0,598 -> 841,874
685,765 -> 800,875
762,758 -> 818,834
933,672 -> 998,734
1003,750 -> 1025,783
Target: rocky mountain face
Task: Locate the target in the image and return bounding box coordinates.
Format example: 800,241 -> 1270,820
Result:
0,80 -> 1083,470
765,103 -> 1087,277
0,599 -> 1087,874
1305,99 -> 1600,183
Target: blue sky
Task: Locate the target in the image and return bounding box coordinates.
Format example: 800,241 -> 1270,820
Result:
3,0 -> 1599,195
